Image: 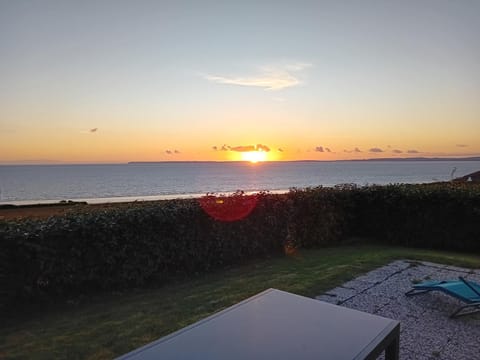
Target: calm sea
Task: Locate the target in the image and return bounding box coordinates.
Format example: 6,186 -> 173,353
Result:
0,161 -> 478,205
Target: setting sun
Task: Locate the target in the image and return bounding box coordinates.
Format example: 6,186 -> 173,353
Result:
242,151 -> 268,163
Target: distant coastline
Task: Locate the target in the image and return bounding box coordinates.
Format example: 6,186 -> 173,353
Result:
128,156 -> 480,164
345,156 -> 480,162
2,156 -> 480,166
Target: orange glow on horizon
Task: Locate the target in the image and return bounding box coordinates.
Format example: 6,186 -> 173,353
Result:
241,151 -> 268,163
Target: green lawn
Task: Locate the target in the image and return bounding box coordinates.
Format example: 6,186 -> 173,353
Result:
1,245 -> 479,360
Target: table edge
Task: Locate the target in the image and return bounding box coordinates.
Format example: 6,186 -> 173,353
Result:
353,320 -> 400,360
116,288 -> 277,359
116,288 -> 400,360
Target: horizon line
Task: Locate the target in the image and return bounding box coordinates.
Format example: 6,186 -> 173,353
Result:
2,155 -> 480,166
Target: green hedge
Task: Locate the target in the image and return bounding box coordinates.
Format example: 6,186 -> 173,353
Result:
0,190 -> 350,308
353,183 -> 480,251
1,184 -> 479,308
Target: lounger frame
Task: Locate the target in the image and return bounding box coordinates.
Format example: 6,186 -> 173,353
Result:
405,277 -> 480,318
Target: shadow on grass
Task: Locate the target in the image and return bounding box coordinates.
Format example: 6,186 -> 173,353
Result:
1,245 -> 479,360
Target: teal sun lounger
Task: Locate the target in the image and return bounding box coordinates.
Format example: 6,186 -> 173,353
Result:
405,277 -> 480,318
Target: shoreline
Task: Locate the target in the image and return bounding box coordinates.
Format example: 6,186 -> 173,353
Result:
0,190 -> 290,221
1,174 -> 478,220
0,189 -> 289,207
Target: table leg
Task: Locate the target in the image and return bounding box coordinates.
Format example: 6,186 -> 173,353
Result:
385,335 -> 399,360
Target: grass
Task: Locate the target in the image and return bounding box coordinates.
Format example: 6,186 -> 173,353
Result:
1,245 -> 479,359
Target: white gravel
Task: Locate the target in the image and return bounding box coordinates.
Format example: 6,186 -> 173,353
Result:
315,260 -> 480,360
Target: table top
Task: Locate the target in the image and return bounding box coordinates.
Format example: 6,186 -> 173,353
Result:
118,288 -> 399,360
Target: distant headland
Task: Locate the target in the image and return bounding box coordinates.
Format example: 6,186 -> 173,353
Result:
453,170 -> 480,183
128,157 -> 480,164
347,156 -> 480,162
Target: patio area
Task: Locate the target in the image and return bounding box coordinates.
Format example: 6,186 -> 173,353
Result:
316,260 -> 480,360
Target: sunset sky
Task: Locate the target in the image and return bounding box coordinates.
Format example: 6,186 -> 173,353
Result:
1,1 -> 479,163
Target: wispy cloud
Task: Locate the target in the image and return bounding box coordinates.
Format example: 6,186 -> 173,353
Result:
314,145 -> 333,153
369,147 -> 384,153
407,149 -> 420,154
392,149 -> 403,154
204,63 -> 311,91
80,127 -> 98,134
344,147 -> 362,153
345,147 -> 361,153
214,144 -> 271,153
230,145 -> 256,152
256,144 -> 270,152
229,144 -> 271,152
283,63 -> 312,71
456,144 -> 468,148
165,149 -> 180,155
212,144 -> 230,151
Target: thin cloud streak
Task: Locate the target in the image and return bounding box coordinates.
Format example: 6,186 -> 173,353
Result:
214,144 -> 271,153
230,145 -> 256,152
80,128 -> 98,134
204,74 -> 298,91
204,63 -> 311,91
229,144 -> 271,152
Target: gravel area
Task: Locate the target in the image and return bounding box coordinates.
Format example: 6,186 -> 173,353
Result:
315,260 -> 480,360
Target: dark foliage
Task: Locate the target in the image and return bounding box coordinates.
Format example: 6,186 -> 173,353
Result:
353,183 -> 480,251
1,183 -> 479,308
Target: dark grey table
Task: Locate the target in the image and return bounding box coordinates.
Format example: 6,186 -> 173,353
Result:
117,288 -> 400,360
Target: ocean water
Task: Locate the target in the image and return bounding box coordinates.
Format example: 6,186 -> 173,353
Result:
0,161 -> 478,205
